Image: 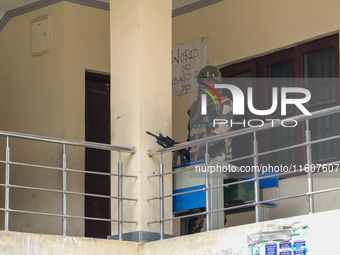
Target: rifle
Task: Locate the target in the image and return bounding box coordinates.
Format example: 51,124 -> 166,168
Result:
146,131 -> 190,166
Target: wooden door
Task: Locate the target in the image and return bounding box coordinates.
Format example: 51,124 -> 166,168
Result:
85,72 -> 111,238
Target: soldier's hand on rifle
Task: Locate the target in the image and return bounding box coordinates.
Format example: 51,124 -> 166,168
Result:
189,145 -> 202,161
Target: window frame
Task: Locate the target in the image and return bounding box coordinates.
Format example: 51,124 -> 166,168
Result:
220,34 -> 340,170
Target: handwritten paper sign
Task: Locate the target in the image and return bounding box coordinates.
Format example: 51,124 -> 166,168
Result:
172,38 -> 207,96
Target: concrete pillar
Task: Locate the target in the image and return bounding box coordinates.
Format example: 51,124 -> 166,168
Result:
110,0 -> 172,238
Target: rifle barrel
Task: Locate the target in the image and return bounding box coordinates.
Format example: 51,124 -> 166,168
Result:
146,131 -> 158,138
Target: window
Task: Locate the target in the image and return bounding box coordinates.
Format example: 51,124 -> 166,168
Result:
220,34 -> 339,168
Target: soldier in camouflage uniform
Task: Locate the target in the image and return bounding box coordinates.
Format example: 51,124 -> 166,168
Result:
186,65 -> 233,234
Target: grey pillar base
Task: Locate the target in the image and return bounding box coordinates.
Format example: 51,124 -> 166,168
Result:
107,231 -> 176,243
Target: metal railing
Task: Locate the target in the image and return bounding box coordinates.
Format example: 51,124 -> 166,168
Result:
147,105 -> 340,239
0,130 -> 137,240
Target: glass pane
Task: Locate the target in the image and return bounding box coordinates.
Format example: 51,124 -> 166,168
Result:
304,47 -> 337,161
228,71 -> 253,168
266,61 -> 295,166
268,125 -> 296,167
309,104 -> 337,161
304,78 -> 335,105
267,61 -> 293,78
267,61 -> 294,116
303,48 -> 335,105
304,48 -> 335,78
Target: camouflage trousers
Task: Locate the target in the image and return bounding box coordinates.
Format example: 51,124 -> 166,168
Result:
187,208 -> 227,234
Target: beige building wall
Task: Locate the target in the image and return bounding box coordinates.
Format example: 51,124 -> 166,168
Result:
0,2 -> 110,236
172,0 -> 340,230
0,2 -> 65,236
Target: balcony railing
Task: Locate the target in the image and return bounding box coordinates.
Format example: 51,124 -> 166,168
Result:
147,105 -> 340,240
0,130 -> 136,240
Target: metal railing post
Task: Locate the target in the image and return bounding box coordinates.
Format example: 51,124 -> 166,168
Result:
205,143 -> 210,232
159,153 -> 164,240
305,120 -> 314,214
253,132 -> 260,222
118,151 -> 123,241
62,144 -> 67,236
5,136 -> 10,231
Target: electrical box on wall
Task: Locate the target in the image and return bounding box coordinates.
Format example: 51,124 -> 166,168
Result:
31,16 -> 50,56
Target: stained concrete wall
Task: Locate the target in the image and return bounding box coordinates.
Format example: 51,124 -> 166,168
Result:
142,209 -> 340,255
0,231 -> 139,255
0,208 -> 339,254
0,2 -> 65,236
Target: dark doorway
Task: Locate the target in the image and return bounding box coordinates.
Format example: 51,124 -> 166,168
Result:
85,71 -> 111,238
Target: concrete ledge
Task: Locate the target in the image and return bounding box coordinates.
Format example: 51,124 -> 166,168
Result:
0,209 -> 339,254
141,209 -> 340,255
0,231 -> 138,255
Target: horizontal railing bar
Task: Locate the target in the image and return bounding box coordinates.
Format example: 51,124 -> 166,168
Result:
146,172 -> 275,201
148,160 -> 340,201
0,208 -> 137,223
66,190 -> 137,201
257,134 -> 340,157
253,159 -> 340,180
0,130 -> 136,153
196,193 -> 306,216
148,210 -> 207,224
149,200 -> 258,223
148,154 -> 254,178
148,132 -> 340,178
148,176 -> 261,201
148,156 -> 253,179
148,165 -> 197,178
0,160 -> 64,171
0,184 -> 137,201
66,167 -> 138,179
4,208 -> 65,218
255,194 -> 307,205
149,193 -> 308,224
66,215 -> 137,224
149,164 -> 203,179
154,188 -> 340,224
306,187 -> 340,196
148,177 -> 261,201
257,142 -> 305,157
6,184 -> 63,194
148,187 -> 205,201
0,160 -> 137,178
148,105 -> 340,156
308,134 -> 340,145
